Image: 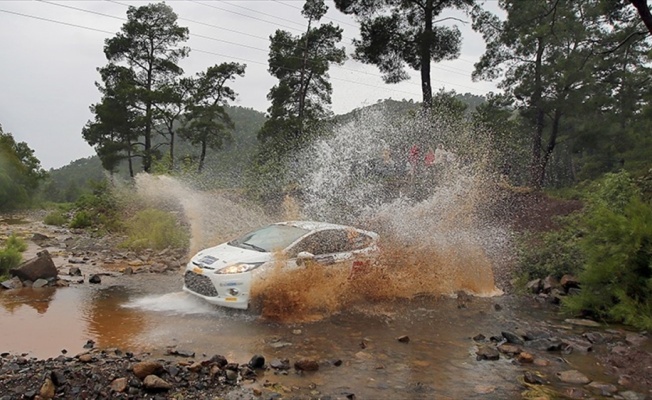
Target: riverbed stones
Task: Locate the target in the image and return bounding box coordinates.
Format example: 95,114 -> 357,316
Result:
133,360 -> 164,379
68,266 -> 81,276
143,374 -> 172,391
475,345 -> 499,361
10,250 -> 57,282
39,377 -> 56,399
88,274 -> 101,284
110,377 -> 128,393
397,335 -> 410,343
502,331 -> 525,345
249,354 -> 265,369
294,359 -> 319,371
1,276 -> 23,289
557,370 -> 590,384
32,278 -> 49,288
587,381 -> 617,396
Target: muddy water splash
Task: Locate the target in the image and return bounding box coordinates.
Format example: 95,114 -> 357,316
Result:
254,107 -> 507,320
132,174 -> 273,254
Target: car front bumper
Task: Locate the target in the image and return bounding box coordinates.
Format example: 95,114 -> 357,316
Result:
183,268 -> 252,310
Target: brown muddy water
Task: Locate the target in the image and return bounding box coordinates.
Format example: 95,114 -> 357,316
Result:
0,271 -> 618,400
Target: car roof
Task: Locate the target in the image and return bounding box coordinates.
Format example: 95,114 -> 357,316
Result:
275,220 -> 375,235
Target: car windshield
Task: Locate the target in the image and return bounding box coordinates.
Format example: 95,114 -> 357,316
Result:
228,224 -> 310,253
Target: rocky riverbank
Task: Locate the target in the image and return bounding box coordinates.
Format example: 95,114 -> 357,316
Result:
1,214 -> 651,399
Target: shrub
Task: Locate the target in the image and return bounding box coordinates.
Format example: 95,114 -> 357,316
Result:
5,233 -> 27,252
0,246 -> 22,278
44,210 -> 68,226
563,196 -> 652,330
517,224 -> 584,280
0,234 -> 27,277
121,208 -> 189,251
70,210 -> 92,229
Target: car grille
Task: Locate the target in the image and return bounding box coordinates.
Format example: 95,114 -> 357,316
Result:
184,271 -> 218,297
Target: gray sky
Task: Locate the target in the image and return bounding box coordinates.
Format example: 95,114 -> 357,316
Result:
0,0 -> 500,170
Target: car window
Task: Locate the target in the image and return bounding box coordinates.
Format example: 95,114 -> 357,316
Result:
229,224 -> 310,252
289,229 -> 353,256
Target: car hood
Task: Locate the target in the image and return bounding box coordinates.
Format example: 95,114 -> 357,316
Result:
191,243 -> 273,270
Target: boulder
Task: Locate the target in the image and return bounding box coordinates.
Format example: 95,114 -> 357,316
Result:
557,370 -> 590,384
10,250 -> 57,282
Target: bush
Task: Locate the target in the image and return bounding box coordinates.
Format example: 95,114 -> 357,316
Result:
563,196 -> 652,330
121,208 -> 189,251
69,210 -> 92,229
44,210 -> 68,226
5,233 -> 27,252
517,224 -> 584,280
0,235 -> 25,279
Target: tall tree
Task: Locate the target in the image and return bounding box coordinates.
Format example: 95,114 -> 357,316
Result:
180,63 -> 246,172
335,0 -> 481,108
98,2 -> 189,173
83,64 -> 140,176
259,0 -> 346,151
474,0 -> 603,188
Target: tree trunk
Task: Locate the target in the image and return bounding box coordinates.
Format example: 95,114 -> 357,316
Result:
538,107 -> 562,187
169,130 -> 175,171
198,139 -> 207,173
530,37 -> 546,189
420,0 -> 434,109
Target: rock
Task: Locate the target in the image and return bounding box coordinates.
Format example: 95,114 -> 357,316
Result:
88,274 -> 101,284
562,338 -> 592,353
526,279 -> 542,294
270,359 -> 291,370
10,250 -> 58,282
32,233 -> 50,243
143,375 -> 172,391
39,377 -> 56,399
517,352 -> 534,363
619,390 -> 647,400
497,343 -> 522,356
542,275 -> 559,293
83,339 -> 95,349
1,276 -> 23,289
625,333 -> 648,346
133,361 -> 164,379
294,359 -> 319,371
473,334 -> 486,342
32,278 -> 49,288
524,330 -> 551,341
269,341 -> 292,349
524,371 -> 546,385
557,370 -> 590,384
225,370 -> 238,382
68,267 -> 82,276
397,335 -> 410,343
187,362 -> 203,372
110,377 -> 128,393
560,274 -> 580,291
122,267 -> 133,275
475,345 -> 499,361
564,318 -> 600,327
78,354 -> 93,363
249,354 -> 265,369
586,381 -> 617,396
582,332 -> 606,344
209,354 -> 228,368
166,348 -> 195,358
501,331 -> 525,345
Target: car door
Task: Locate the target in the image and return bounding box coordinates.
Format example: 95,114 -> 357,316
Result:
287,229 -> 350,266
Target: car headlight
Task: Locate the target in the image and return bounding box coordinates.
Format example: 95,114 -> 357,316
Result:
217,262 -> 263,274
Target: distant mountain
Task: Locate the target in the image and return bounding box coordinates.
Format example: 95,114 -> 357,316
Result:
44,95 -> 486,201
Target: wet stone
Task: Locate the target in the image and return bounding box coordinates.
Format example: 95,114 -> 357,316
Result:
397,335 -> 410,343
557,370 -> 590,384
270,359 -> 291,370
133,360 -> 164,379
523,371 -> 546,385
472,333 -> 486,342
88,274 -> 101,284
32,278 -> 49,288
294,359 -> 319,371
587,381 -> 618,396
501,331 -> 525,345
143,375 -> 172,391
110,377 -> 128,393
69,267 -> 82,276
475,345 -> 499,361
249,354 -> 265,369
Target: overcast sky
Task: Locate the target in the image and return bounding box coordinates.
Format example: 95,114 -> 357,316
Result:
0,0 -> 501,170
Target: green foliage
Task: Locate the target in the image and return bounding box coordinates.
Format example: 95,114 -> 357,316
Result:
518,225 -> 585,281
5,234 -> 27,253
44,209 -> 69,226
70,179 -> 121,232
0,234 -> 26,279
121,208 -> 188,251
0,124 -> 47,211
563,195 -> 652,329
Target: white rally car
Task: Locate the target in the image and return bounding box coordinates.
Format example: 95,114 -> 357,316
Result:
182,221 -> 379,310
